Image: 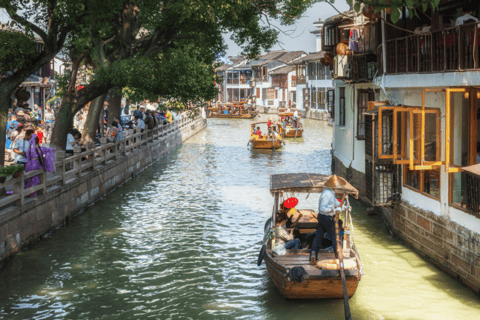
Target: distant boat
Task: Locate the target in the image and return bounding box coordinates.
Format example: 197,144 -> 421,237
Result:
249,121 -> 284,149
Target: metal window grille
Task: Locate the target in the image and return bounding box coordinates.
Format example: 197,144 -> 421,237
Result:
366,161 -> 401,206
465,172 -> 480,218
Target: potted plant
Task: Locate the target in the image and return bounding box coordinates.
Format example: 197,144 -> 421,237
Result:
0,164 -> 25,183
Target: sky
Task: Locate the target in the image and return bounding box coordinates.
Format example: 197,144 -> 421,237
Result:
223,0 -> 351,58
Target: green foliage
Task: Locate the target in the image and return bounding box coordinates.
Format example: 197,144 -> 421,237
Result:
0,29 -> 38,73
0,164 -> 24,177
349,0 -> 442,23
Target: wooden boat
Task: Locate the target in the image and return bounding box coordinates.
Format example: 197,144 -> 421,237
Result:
210,111 -> 258,119
283,126 -> 303,138
279,111 -> 303,117
209,103 -> 257,118
249,121 -> 284,149
259,173 -> 364,300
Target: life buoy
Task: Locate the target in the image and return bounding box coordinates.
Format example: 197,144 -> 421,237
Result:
316,259 -> 357,270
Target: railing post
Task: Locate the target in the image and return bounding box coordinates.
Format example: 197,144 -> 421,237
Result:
114,139 -> 119,160
38,170 -> 47,195
74,146 -> 82,178
100,138 -> 107,165
13,172 -> 25,207
56,150 -> 66,186
86,141 -> 95,171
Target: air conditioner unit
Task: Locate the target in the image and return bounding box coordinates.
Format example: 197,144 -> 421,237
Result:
334,55 -> 350,78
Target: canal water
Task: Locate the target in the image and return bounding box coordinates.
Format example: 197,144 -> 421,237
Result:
1,115 -> 479,320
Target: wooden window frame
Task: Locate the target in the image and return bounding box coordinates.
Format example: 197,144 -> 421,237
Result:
328,89 -> 335,119
357,89 -> 374,140
377,105 -> 441,170
403,165 -> 441,201
445,88 -> 479,210
339,87 -> 346,126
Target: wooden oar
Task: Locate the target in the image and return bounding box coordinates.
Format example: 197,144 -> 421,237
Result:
335,206 -> 352,320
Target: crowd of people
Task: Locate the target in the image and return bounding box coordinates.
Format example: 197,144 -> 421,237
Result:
5,99 -> 182,165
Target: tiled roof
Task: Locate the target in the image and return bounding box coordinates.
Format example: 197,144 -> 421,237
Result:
324,10 -> 355,26
269,65 -> 295,75
276,51 -> 306,64
290,52 -> 326,64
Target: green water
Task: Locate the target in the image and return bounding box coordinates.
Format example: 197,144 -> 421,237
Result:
0,115 -> 479,320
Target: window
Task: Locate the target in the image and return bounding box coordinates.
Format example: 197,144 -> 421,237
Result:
325,65 -> 332,80
446,90 -> 479,210
404,165 -> 440,199
266,89 -> 275,100
357,89 -> 375,140
256,88 -> 260,98
318,88 -> 326,110
307,62 -> 316,80
339,87 -> 345,126
317,63 -> 325,80
311,87 -> 317,109
291,76 -> 296,87
328,89 -> 335,119
262,88 -> 266,100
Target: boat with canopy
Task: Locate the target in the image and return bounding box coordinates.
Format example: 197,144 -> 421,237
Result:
209,103 -> 258,119
249,121 -> 284,149
278,112 -> 303,138
258,173 -> 364,303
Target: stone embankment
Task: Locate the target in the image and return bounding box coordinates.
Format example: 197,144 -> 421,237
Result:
0,116 -> 205,263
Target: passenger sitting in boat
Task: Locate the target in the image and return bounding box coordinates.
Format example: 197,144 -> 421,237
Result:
310,176 -> 346,264
324,219 -> 344,250
275,201 -> 303,251
267,117 -> 272,127
255,127 -> 262,138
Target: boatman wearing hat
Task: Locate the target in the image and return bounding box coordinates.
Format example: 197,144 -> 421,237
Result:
310,175 -> 347,264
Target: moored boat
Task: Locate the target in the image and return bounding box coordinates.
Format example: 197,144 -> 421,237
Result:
258,173 -> 364,300
283,126 -> 303,138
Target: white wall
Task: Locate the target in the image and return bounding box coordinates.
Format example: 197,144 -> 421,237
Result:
333,82 -> 371,174
380,87 -> 480,233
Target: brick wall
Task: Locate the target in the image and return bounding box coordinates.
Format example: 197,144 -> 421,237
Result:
0,119 -> 205,264
383,202 -> 480,295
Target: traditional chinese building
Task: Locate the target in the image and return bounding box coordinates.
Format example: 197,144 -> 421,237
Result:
328,1 -> 480,294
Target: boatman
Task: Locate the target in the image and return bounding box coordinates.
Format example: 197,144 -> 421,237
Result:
310,175 -> 348,264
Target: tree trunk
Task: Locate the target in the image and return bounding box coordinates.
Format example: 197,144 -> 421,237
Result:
82,94 -> 107,145
0,91 -> 10,167
108,87 -> 122,125
49,98 -> 76,151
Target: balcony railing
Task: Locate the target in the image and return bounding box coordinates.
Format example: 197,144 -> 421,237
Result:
296,76 -> 306,84
378,22 -> 480,75
254,76 -> 268,82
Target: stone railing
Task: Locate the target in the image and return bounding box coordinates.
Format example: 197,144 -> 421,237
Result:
0,116 -> 199,212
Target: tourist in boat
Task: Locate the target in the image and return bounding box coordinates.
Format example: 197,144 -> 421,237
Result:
275,211 -> 302,252
267,117 -> 272,127
255,127 -> 262,139
293,110 -> 299,128
310,176 -> 346,264
455,5 -> 478,26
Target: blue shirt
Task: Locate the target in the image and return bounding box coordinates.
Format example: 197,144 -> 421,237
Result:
318,188 -> 340,216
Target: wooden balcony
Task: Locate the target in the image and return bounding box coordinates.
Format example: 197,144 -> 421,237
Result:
296,76 -> 306,85
378,22 -> 480,75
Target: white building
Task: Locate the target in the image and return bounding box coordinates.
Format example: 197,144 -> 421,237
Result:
327,2 -> 480,294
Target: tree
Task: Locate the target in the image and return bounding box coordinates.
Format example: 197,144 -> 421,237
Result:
0,0 -> 122,165
348,0 -> 441,23
50,0 -> 328,150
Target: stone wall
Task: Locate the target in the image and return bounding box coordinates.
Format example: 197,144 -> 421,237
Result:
381,203 -> 480,295
0,118 -> 205,264
333,153 -> 480,294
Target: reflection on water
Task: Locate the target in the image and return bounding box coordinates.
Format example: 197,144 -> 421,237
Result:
0,115 -> 479,320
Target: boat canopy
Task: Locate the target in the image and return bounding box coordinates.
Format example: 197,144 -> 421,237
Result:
270,173 -> 359,198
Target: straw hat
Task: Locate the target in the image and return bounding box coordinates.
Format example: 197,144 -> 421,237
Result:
324,175 -> 347,189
